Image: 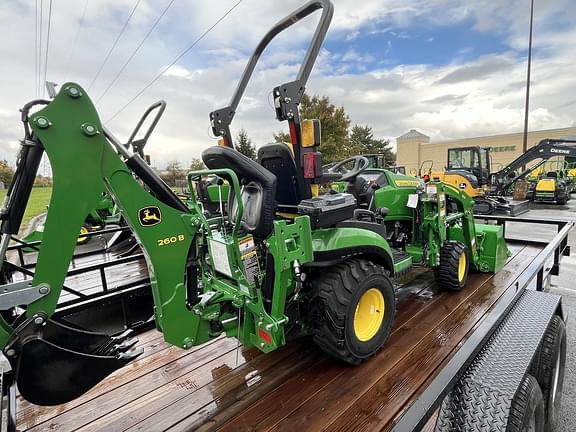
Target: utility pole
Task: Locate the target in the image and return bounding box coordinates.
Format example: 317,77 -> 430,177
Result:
522,0 -> 535,156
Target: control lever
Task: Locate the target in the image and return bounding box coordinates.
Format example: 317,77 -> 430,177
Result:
125,100 -> 167,158
368,182 -> 379,210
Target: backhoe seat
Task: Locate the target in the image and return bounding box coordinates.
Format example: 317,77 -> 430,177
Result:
258,143 -> 311,210
202,146 -> 277,239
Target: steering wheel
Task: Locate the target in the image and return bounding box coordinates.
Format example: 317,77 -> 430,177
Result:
326,156 -> 370,182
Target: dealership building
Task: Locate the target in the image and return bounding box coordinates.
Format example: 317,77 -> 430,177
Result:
396,126 -> 576,175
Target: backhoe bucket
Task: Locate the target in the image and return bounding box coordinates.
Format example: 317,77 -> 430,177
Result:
474,223 -> 511,273
5,318 -> 142,406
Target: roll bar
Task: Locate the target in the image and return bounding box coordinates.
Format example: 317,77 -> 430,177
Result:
209,0 -> 334,147
125,100 -> 167,157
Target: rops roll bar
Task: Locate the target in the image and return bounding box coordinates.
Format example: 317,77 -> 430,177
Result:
209,0 -> 334,148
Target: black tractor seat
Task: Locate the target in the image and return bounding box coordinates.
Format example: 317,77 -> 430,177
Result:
258,143 -> 311,211
202,146 -> 277,239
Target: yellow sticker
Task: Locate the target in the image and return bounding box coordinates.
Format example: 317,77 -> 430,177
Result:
395,180 -> 420,187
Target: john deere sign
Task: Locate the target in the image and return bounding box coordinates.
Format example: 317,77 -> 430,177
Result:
487,145 -> 517,153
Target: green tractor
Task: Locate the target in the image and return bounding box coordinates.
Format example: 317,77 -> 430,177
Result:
0,0 -> 508,407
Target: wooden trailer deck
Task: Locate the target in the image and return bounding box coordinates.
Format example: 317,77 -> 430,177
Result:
17,242 -> 541,431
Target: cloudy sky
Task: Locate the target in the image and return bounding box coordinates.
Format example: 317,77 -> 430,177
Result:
0,0 -> 574,169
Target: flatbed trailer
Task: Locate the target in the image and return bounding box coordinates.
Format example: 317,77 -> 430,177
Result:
11,215 -> 572,431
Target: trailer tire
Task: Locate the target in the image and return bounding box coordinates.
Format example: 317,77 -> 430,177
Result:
434,241 -> 469,291
308,258 -> 396,365
506,374 -> 545,432
529,315 -> 566,432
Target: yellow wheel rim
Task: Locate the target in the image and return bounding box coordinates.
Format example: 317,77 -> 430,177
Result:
78,226 -> 89,243
353,288 -> 385,342
458,252 -> 467,282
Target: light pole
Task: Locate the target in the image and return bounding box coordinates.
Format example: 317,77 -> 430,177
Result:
522,0 -> 535,156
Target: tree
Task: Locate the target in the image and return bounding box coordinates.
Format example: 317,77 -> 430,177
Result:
163,160 -> 184,186
34,175 -> 52,187
189,158 -> 205,171
273,94 -> 351,163
349,125 -> 395,162
236,129 -> 256,159
0,160 -> 14,187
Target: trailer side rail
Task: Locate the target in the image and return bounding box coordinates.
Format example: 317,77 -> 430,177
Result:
394,218 -> 573,431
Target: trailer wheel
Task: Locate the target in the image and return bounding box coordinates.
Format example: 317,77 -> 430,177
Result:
529,315 -> 566,431
506,374 -> 545,432
308,258 -> 396,365
434,241 -> 469,291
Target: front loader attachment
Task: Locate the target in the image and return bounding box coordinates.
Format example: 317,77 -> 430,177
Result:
473,223 -> 510,273
4,316 -> 142,405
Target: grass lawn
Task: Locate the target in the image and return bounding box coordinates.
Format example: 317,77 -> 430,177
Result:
0,187 -> 52,230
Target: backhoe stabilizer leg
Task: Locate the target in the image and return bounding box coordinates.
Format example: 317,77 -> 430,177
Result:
3,315 -> 142,406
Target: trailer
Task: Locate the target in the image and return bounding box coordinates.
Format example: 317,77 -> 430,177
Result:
4,214 -> 568,432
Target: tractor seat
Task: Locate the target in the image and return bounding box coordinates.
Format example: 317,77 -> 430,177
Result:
258,143 -> 311,212
546,171 -> 558,179
202,146 -> 277,239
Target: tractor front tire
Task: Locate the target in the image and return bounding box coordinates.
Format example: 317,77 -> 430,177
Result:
309,259 -> 396,365
434,241 -> 469,291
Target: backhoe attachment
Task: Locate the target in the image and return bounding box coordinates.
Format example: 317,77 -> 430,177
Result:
4,315 -> 142,405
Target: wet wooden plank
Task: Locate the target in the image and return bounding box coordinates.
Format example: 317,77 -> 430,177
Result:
218,246 -> 538,431
18,244 -> 537,432
278,247 -> 541,432
79,344 -> 305,432
22,335 -> 229,430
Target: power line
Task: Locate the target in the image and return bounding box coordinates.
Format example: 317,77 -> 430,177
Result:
38,0 -> 43,97
42,0 -> 53,97
34,0 -> 38,96
107,0 -> 243,122
95,0 -> 177,104
87,0 -> 142,91
64,0 -> 90,82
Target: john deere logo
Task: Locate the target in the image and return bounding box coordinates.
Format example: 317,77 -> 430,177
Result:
138,206 -> 162,226
459,182 -> 467,190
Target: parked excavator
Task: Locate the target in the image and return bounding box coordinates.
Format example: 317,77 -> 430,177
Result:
429,146 -> 514,214
0,0 -> 509,409
491,138 -> 576,205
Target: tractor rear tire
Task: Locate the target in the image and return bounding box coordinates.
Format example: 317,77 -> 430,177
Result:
434,241 -> 469,291
308,258 -> 396,365
528,315 -> 566,432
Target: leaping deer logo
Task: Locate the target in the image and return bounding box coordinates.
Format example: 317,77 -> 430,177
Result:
138,206 -> 162,226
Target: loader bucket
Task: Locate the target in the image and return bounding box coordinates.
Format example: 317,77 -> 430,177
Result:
474,223 -> 511,273
5,319 -> 142,406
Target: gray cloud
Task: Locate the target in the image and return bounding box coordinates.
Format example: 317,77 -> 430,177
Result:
436,55 -> 515,84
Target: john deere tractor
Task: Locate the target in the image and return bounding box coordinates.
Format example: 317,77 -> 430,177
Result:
0,0 -> 509,407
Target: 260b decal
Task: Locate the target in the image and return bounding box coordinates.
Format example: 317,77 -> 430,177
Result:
158,234 -> 185,247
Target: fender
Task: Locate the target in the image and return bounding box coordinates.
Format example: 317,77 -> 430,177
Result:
309,227 -> 394,274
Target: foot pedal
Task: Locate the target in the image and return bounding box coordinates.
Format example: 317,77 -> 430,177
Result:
4,316 -> 143,406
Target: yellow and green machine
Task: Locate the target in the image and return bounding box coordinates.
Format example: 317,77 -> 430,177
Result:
526,160 -> 576,204
0,0 -> 509,408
